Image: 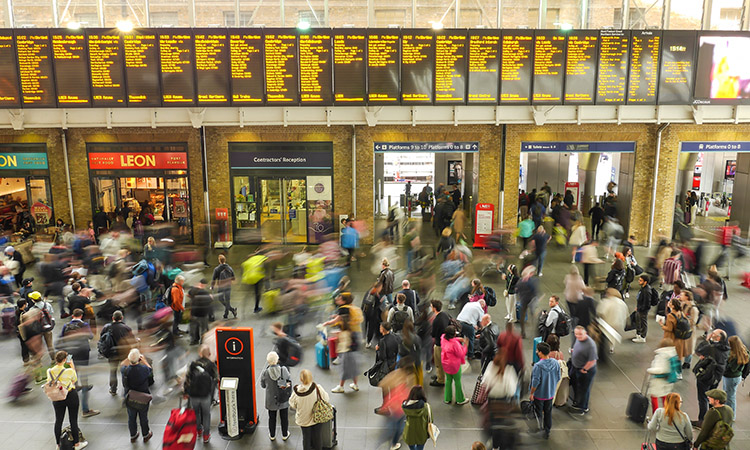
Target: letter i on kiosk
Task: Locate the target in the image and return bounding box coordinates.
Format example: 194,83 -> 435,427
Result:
216,327 -> 258,439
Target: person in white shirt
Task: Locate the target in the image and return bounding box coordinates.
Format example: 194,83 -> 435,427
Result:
457,300 -> 485,358
542,295 -> 565,342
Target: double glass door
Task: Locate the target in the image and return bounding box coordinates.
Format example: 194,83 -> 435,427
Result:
259,178 -> 307,243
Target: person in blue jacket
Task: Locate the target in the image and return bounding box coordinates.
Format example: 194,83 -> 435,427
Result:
530,342 -> 562,440
340,218 -> 360,267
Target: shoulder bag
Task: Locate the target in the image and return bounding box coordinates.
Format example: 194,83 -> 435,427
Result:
44,368 -> 70,402
311,384 -> 334,424
673,414 -> 692,450
123,366 -> 152,411
426,403 -> 440,447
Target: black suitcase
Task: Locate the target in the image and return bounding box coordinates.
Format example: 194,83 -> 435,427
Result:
626,374 -> 649,423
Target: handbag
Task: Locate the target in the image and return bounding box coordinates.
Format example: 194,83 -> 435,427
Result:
471,375 -> 488,406
125,390 -> 153,412
673,418 -> 692,450
624,311 -> 638,332
426,403 -> 440,447
366,338 -> 391,387
43,368 -> 70,402
311,384 -> 334,424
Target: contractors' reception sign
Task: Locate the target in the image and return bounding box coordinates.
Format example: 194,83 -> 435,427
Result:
88,152 -> 188,170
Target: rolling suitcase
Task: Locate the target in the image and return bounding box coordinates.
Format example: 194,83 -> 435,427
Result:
626,374 -> 650,424
321,406 -> 338,449
532,336 -> 542,364
316,341 -> 330,369
163,399 -> 197,450
328,335 -> 339,360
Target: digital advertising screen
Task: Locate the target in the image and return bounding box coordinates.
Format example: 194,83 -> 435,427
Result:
694,33 -> 750,104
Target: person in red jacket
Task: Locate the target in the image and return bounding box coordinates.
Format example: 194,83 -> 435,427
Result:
170,275 -> 186,335
497,322 -> 525,376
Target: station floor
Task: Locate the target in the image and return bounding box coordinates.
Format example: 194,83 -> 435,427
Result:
2,222 -> 750,450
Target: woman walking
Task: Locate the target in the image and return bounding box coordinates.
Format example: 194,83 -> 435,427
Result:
122,349 -> 154,443
47,350 -> 88,449
402,386 -> 431,450
723,335 -> 749,418
503,264 -> 519,321
260,351 -> 292,441
646,338 -> 679,413
647,393 -> 693,450
440,325 -> 469,405
399,320 -> 423,386
331,320 -> 360,393
290,369 -> 331,450
661,300 -> 688,380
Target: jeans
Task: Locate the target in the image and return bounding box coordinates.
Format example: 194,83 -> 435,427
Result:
536,249 -> 547,274
723,376 -> 741,419
108,358 -> 120,392
126,403 -> 150,438
190,316 -> 209,344
268,408 -> 289,438
636,311 -> 648,338
533,398 -> 553,433
78,370 -> 90,412
444,368 -> 465,403
433,346 -> 445,383
460,321 -> 475,357
385,415 -> 405,446
655,440 -> 690,450
172,309 -> 183,334
190,396 -> 212,435
571,365 -> 597,411
697,381 -> 712,421
218,289 -> 233,317
53,389 -> 79,445
301,423 -> 322,450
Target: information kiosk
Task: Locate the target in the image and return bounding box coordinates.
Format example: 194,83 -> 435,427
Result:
215,327 -> 258,440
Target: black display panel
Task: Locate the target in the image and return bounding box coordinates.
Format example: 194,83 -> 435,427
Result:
467,30 -> 500,104
401,29 -> 434,104
159,30 -> 195,105
51,29 -> 91,106
264,29 -> 298,104
333,30 -> 366,105
88,29 -> 126,107
500,30 -> 533,104
434,30 -> 467,104
123,30 -> 161,106
532,30 -> 565,104
194,29 -> 230,105
15,31 -> 56,107
299,30 -> 332,105
564,30 -> 598,104
228,30 -> 264,105
0,30 -> 21,107
693,32 -> 749,105
367,30 -> 400,105
658,31 -> 696,105
596,29 -> 630,104
627,30 -> 661,104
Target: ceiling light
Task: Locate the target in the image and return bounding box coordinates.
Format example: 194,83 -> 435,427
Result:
116,20 -> 134,32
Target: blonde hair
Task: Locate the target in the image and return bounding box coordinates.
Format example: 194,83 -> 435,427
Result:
663,393 -> 682,426
381,258 -> 390,268
128,348 -> 141,364
729,336 -> 749,366
300,369 -> 313,385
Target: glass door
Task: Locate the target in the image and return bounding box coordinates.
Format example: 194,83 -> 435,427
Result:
284,178 -> 307,243
258,177 -> 308,243
260,178 -> 283,242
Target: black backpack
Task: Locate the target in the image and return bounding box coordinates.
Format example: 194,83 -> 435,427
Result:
554,308 -> 571,337
673,313 -> 693,340
277,336 -> 303,367
649,286 -> 660,307
98,327 -> 116,358
187,361 -> 215,397
484,287 -> 497,307
390,306 -> 409,333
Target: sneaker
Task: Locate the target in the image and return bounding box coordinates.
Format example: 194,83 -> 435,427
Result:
270,433 -> 276,441
444,400 -> 451,404
197,429 -> 203,437
676,372 -> 683,380
254,307 -> 263,314
282,432 -> 291,441
331,385 -> 345,393
74,441 -> 88,449
365,342 -> 372,349
632,336 -> 646,343
457,399 -> 470,405
130,432 -> 140,443
81,410 -> 100,418
390,444 -> 401,450
332,357 -> 341,365
203,433 -> 210,444
538,272 -> 543,277
143,431 -> 153,442
349,383 -> 360,392
447,304 -> 456,310
682,362 -> 691,369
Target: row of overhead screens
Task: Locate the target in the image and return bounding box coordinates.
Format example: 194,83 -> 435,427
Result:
0,27 -> 718,108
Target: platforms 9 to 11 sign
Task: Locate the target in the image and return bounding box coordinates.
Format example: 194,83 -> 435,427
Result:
0,27 -> 742,108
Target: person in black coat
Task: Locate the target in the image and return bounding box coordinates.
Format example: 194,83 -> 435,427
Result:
376,322 -> 401,371
694,329 -> 730,424
589,203 -> 604,240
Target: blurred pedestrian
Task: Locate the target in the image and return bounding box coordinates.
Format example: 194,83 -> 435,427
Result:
100,310 -> 135,396
260,351 -> 291,442
289,369 -> 330,450
169,275 -> 186,335
185,345 -> 218,444
646,338 -> 679,413
58,308 -> 99,418
331,319 -> 360,393
188,279 -> 213,345
211,254 -> 237,319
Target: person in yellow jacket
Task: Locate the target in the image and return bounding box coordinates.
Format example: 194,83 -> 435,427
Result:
242,251 -> 268,313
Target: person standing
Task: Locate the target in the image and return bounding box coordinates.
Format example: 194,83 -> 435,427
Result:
646,393 -> 693,450
429,300 -> 451,387
185,345 -> 219,444
589,203 -> 604,240
100,310 -> 135,396
377,322 -> 401,373
723,336 -> 749,419
122,349 -> 154,443
28,291 -> 56,362
540,295 -> 564,343
260,351 -> 291,442
378,258 -> 395,306
289,369 -> 330,450
441,325 -> 469,405
456,299 -> 485,358
503,264 -> 520,321
692,389 -> 734,450
563,265 -> 585,320
58,309 -> 99,418
632,274 -> 654,343
476,314 -> 500,372
47,350 -> 88,449
398,280 -> 420,314
530,342 -> 562,440
169,275 -> 186,335
402,386 -> 431,450
14,299 -> 30,365
5,245 -> 25,288
188,279 -> 213,345
211,254 -> 237,319
693,329 -> 730,426
569,326 -> 598,415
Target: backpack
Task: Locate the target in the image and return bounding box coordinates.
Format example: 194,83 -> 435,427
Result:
162,286 -> 174,308
342,304 -> 364,329
484,287 -> 497,307
705,414 -> 734,449
186,361 -> 215,398
649,286 -> 660,307
98,327 -> 116,358
38,304 -> 55,332
673,313 -> 693,340
553,308 -> 571,337
277,336 -> 303,367
217,264 -> 234,282
692,356 -> 718,386
132,259 -> 149,275
625,267 -> 635,283
390,306 -> 409,333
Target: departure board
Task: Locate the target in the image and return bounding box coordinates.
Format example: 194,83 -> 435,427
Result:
228,30 -> 264,104
367,30 -> 400,104
434,31 -> 467,104
401,30 -> 434,104
333,30 -> 366,105
467,30 -> 500,104
596,30 -> 630,104
0,30 -> 21,107
88,29 -> 126,107
658,31 -> 695,105
194,30 -> 230,105
298,31 -> 332,105
532,30 -> 565,104
500,30 -> 533,104
564,31 -> 598,104
628,30 -> 661,104
159,30 -> 195,105
52,30 -> 91,106
123,30 -> 161,106
15,31 -> 56,107
264,30 -> 298,104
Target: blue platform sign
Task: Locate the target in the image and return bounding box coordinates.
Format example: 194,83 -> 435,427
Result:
0,152 -> 48,170
681,142 -> 750,152
374,142 -> 479,152
521,142 -> 636,153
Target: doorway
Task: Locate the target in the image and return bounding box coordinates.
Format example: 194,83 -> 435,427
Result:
258,178 -> 307,243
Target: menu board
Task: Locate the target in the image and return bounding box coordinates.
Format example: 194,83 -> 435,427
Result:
123,30 -> 161,106
228,30 -> 264,104
15,31 -> 56,107
628,30 -> 661,104
367,30 -> 400,104
333,30 -> 366,105
298,31 -> 332,105
532,30 -> 565,104
658,31 -> 695,105
52,30 -> 91,106
564,31 -> 598,104
434,31 -> 467,104
500,30 -> 533,104
0,30 -> 21,107
596,30 -> 630,104
264,30 -> 298,104
467,30 -> 500,104
88,29 -> 126,107
194,30 -> 230,105
401,30 -> 434,104
159,30 -> 195,105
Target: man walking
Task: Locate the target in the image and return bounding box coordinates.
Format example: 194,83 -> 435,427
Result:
28,291 -> 56,362
530,342 -> 561,440
100,310 -> 135,396
570,326 -> 598,415
189,279 -> 213,345
632,274 -> 654,343
184,345 -> 218,444
211,255 -> 237,319
59,308 -> 100,417
516,266 -> 540,339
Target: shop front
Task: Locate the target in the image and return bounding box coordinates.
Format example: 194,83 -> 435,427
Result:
87,143 -> 193,240
0,144 -> 54,235
229,142 -> 334,244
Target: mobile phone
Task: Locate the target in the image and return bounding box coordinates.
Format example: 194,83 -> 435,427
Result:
66,355 -> 73,363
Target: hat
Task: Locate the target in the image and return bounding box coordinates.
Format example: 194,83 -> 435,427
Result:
706,389 -> 727,403
28,291 -> 41,301
21,277 -> 33,286
4,246 -> 14,254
